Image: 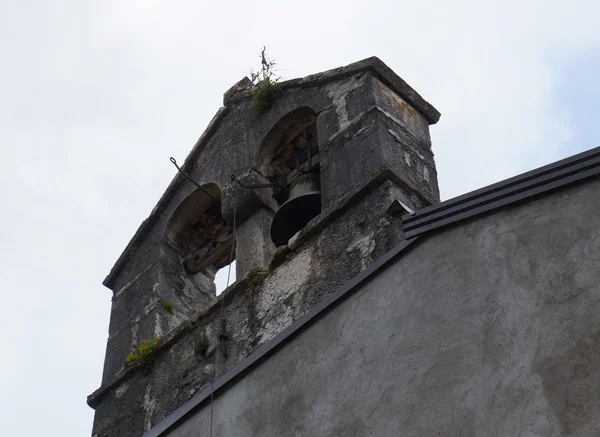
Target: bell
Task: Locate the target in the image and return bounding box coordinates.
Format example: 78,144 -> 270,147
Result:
271,172 -> 321,247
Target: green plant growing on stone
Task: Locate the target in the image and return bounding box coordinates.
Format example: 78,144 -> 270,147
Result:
125,337 -> 161,366
250,47 -> 282,116
162,299 -> 174,313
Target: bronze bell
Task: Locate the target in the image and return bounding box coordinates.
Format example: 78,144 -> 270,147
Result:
271,172 -> 321,247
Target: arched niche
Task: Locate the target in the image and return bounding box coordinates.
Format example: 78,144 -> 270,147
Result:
257,106 -> 319,203
164,184 -> 235,280
256,106 -> 322,247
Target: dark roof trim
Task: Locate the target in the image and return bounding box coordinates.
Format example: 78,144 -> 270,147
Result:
142,236 -> 421,437
403,145 -> 600,238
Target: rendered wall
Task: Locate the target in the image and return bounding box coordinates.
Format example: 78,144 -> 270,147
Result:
164,177 -> 600,437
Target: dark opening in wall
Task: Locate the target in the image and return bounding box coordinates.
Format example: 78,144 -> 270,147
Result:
258,107 -> 322,247
181,201 -> 234,276
164,185 -> 235,296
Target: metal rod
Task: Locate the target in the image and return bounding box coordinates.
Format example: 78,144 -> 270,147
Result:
231,174 -> 285,190
170,157 -> 219,203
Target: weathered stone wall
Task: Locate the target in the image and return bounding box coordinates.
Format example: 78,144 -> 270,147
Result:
91,179 -> 410,436
162,176 -> 600,437
90,57 -> 440,437
98,67 -> 437,384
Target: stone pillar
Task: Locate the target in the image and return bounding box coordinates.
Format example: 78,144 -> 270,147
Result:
220,171 -> 279,279
318,74 -> 439,212
235,207 -> 277,276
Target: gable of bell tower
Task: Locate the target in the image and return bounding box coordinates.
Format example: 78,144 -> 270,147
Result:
89,56 -> 440,437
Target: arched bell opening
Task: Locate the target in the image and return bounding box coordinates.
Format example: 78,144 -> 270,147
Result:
257,107 -> 322,247
164,184 -> 236,295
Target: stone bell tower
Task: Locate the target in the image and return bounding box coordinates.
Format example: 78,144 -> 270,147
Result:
88,57 -> 440,437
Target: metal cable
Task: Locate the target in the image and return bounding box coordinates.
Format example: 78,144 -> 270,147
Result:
171,154 -> 241,435
209,183 -> 237,437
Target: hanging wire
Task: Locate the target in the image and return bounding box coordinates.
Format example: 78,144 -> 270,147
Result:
170,156 -> 246,435
209,181 -> 237,437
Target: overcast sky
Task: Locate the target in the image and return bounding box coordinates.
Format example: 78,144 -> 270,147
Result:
0,1 -> 599,436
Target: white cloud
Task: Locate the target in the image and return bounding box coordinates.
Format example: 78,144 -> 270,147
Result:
0,1 -> 598,436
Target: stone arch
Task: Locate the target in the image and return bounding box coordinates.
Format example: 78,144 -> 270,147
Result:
256,106 -> 322,247
164,184 -> 235,280
257,106 -> 318,176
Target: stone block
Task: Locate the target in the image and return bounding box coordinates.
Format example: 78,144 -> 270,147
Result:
372,76 -> 432,148
92,373 -> 148,437
235,207 -> 276,278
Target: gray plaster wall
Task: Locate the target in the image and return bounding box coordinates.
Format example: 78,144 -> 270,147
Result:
165,177 -> 600,437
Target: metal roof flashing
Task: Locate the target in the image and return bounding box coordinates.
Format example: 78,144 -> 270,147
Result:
402,146 -> 600,238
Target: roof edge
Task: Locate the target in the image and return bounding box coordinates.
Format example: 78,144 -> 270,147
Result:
278,56 -> 440,124
402,145 -> 600,237
139,236 -> 421,437
224,56 -> 440,124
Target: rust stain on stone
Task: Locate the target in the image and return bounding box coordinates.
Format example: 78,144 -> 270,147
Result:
395,100 -> 419,118
378,79 -> 421,119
